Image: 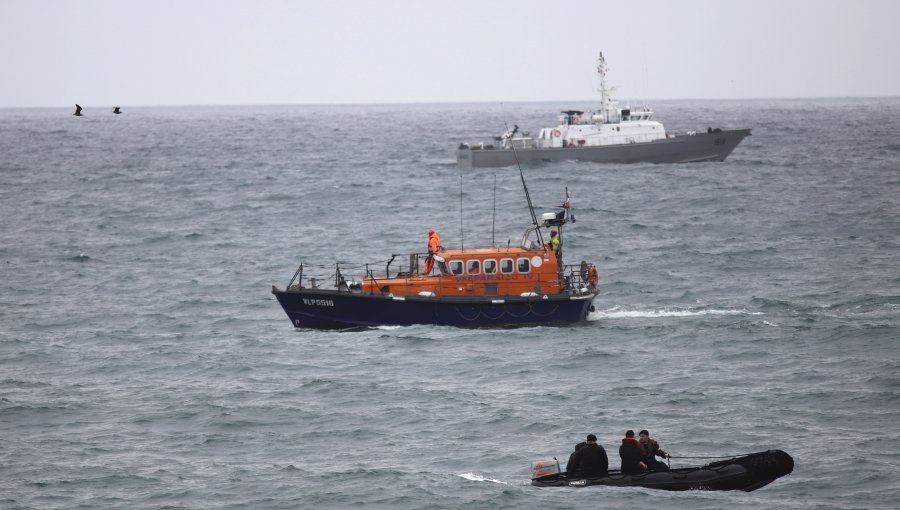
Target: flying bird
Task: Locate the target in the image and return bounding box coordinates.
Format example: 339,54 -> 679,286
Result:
112,106 -> 122,114
73,104 -> 83,116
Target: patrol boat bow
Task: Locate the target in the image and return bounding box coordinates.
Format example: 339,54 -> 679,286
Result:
457,51 -> 750,168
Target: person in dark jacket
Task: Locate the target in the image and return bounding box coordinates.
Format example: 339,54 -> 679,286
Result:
619,430 -> 647,474
567,434 -> 609,477
638,429 -> 671,472
565,440 -> 586,474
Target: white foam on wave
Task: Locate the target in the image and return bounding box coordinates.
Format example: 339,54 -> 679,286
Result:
590,306 -> 763,319
458,472 -> 507,484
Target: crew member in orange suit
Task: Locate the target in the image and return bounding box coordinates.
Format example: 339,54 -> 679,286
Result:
423,229 -> 441,274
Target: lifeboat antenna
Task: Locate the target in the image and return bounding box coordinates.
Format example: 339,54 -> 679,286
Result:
517,154 -> 543,245
501,102 -> 543,245
459,172 -> 464,249
510,124 -> 544,246
492,173 -> 497,247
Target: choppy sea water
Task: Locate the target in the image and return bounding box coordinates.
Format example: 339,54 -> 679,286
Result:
1,99 -> 899,509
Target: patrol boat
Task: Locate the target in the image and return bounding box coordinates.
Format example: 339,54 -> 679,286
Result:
271,183 -> 599,329
457,51 -> 751,168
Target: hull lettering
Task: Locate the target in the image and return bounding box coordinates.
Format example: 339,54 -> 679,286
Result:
302,298 -> 334,307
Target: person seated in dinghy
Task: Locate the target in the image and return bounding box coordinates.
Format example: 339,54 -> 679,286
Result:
565,434 -> 608,477
565,438 -> 587,473
638,429 -> 671,472
619,430 -> 648,474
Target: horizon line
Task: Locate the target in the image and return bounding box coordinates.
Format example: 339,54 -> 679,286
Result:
2,94 -> 899,110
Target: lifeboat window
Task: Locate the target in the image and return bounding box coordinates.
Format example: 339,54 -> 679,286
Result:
467,259 -> 480,275
483,259 -> 497,274
517,258 -> 531,273
500,258 -> 514,274
449,260 -> 464,275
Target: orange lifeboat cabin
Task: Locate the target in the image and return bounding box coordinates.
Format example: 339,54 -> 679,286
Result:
362,245 -> 564,297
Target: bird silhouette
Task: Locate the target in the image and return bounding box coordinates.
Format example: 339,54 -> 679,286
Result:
73,104 -> 83,116
112,106 -> 122,114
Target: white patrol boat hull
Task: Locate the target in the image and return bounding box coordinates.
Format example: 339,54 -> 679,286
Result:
457,128 -> 751,169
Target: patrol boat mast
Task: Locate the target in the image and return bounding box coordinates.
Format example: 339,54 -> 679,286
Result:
597,51 -> 616,124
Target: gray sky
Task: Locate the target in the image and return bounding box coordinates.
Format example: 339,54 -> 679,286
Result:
2,0 -> 898,108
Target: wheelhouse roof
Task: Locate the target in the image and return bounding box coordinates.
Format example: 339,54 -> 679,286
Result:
440,246 -> 546,257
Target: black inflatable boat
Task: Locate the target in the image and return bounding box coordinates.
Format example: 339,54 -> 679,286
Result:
531,450 -> 793,491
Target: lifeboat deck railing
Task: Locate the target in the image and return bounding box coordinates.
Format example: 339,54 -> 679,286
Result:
560,263 -> 595,291
284,253 -> 431,291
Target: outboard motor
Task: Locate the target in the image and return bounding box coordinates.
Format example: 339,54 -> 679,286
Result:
530,458 -> 561,479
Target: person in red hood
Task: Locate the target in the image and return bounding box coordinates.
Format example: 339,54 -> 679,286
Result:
618,430 -> 647,474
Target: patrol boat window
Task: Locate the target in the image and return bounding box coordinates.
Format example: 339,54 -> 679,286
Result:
517,258 -> 531,273
500,258 -> 514,274
449,260 -> 464,275
483,259 -> 497,274
467,259 -> 480,275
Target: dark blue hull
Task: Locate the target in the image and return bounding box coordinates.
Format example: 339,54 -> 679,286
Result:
272,288 -> 597,329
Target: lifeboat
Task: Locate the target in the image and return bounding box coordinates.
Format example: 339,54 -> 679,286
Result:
271,191 -> 599,329
530,450 -> 794,492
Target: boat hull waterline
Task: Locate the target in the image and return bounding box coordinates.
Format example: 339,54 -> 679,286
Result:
459,129 -> 751,169
273,288 -> 597,329
531,449 -> 793,492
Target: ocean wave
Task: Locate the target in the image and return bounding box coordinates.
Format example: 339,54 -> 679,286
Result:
751,295 -> 900,319
0,378 -> 52,388
458,472 -> 507,484
422,159 -> 457,168
590,306 -> 762,319
829,295 -> 900,315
